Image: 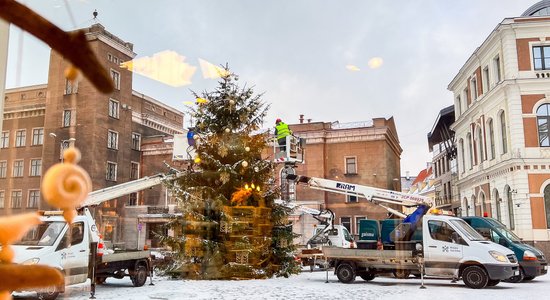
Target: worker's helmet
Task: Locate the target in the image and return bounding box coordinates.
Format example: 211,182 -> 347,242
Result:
275,118 -> 282,124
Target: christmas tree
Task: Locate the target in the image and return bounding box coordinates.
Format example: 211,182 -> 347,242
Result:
161,67 -> 300,279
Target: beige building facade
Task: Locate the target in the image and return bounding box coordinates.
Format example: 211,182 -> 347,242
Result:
450,1 -> 550,255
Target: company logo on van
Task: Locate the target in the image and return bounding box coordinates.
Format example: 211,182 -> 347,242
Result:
336,182 -> 356,191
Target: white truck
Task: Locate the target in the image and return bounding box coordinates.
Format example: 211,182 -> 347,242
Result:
286,175 -> 521,289
12,173 -> 179,300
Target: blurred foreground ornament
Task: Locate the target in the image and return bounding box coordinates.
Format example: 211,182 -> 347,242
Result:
0,0 -> 114,93
0,213 -> 41,263
241,161 -> 248,168
41,147 -> 92,223
0,213 -> 64,300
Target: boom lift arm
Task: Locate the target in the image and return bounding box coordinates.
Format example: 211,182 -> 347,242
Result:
286,174 -> 433,242
82,172 -> 183,208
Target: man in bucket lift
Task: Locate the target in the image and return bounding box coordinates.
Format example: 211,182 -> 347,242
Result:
274,118 -> 292,152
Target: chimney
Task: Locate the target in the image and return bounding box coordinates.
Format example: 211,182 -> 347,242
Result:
299,114 -> 304,124
307,118 -> 312,123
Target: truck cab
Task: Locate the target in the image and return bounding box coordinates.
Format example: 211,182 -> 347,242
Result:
462,216 -> 548,282
423,215 -> 519,285
12,212 -> 92,286
309,224 -> 355,248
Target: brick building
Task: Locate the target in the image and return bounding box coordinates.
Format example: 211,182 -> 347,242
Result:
0,24 -> 184,249
449,1 -> 550,256
279,116 -> 402,244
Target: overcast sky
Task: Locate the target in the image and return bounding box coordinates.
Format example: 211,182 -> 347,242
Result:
3,0 -> 539,176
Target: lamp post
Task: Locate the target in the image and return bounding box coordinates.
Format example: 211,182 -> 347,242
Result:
49,133 -> 76,162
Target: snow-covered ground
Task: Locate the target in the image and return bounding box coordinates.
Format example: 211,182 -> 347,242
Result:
15,270 -> 550,300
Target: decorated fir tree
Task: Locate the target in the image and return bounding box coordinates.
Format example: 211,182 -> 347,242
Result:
161,68 -> 300,279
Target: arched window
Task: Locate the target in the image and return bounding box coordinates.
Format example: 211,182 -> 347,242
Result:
459,139 -> 465,173
477,126 -> 484,163
472,195 -> 478,216
505,186 -> 515,230
476,193 -> 485,216
467,133 -> 473,169
544,185 -> 550,229
500,111 -> 508,154
494,189 -> 501,221
488,119 -> 495,159
461,197 -> 469,217
537,104 -> 550,147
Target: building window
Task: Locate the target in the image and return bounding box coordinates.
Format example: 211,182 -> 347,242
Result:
0,161 -> 6,178
13,160 -> 24,177
493,55 -> 501,83
108,53 -> 112,61
0,191 -> 4,208
544,185 -> 550,229
11,190 -> 22,208
347,195 -> 358,203
106,162 -> 117,181
131,132 -> 141,150
494,189 -> 501,222
345,157 -> 357,174
62,110 -> 72,127
15,129 -> 26,147
500,111 -> 508,154
455,95 -> 462,116
128,193 -> 138,206
30,159 -> 42,177
32,128 -> 44,146
107,130 -> 119,149
537,104 -> 550,147
482,66 -> 489,93
1,131 -> 8,148
109,99 -> 119,119
506,186 -> 515,230
340,217 -> 351,233
111,69 -> 120,90
477,127 -> 484,163
64,79 -> 78,94
467,133 -> 473,169
355,216 -> 366,235
130,162 -> 139,180
459,139 -> 465,173
470,76 -> 478,101
28,190 -> 40,208
533,45 -> 550,70
488,119 -> 495,159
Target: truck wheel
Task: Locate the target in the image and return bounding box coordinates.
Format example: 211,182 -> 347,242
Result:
462,265 -> 489,289
336,263 -> 356,283
37,286 -> 59,300
131,265 -> 148,287
393,269 -> 411,279
523,276 -> 535,281
360,273 -> 375,281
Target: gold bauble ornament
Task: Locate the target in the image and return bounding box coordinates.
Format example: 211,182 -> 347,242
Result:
225,128 -> 230,133
245,147 -> 250,152
241,161 -> 248,168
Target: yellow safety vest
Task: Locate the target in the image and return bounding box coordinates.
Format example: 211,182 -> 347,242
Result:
276,122 -> 291,140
